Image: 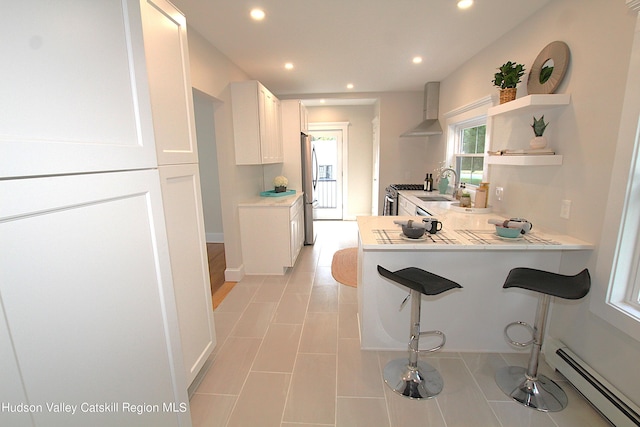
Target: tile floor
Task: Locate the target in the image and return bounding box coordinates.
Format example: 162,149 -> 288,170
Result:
190,220 -> 612,427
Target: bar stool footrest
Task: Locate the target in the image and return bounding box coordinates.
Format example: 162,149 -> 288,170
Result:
415,330 -> 446,353
504,321 -> 535,348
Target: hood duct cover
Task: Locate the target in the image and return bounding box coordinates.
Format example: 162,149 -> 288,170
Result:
401,82 -> 443,137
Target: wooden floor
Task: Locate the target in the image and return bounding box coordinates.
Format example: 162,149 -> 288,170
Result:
206,243 -> 235,309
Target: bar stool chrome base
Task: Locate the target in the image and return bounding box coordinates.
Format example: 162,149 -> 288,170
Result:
383,358 -> 443,399
495,366 -> 567,412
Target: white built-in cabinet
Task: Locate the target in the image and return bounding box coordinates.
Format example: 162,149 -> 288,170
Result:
142,0 -> 198,165
0,1 -> 157,178
238,195 -> 304,275
231,80 -> 284,165
143,0 -> 216,387
486,94 -> 570,166
0,1 -> 213,425
299,101 -> 309,134
158,164 -> 215,388
280,99 -> 309,191
0,171 -> 189,427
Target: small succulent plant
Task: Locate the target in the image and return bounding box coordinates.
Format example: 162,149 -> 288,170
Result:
531,116 -> 548,137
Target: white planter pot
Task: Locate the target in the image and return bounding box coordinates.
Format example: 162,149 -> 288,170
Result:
530,136 -> 547,149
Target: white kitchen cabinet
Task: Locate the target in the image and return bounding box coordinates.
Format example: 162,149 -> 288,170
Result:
0,0 -> 158,178
398,194 -> 418,216
142,0 -> 198,165
279,100 -> 309,191
231,80 -> 284,165
0,170 -> 191,427
486,94 -> 570,166
143,0 -> 216,388
238,194 -> 304,275
290,198 -> 305,263
1,1 -> 209,425
159,164 -> 216,387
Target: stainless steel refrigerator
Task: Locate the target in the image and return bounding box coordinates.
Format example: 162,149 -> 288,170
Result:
301,132 -> 317,245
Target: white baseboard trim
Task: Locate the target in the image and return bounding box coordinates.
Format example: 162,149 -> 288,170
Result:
225,265 -> 244,282
206,232 -> 224,243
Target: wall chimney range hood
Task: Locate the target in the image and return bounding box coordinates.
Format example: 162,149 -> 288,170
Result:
401,82 -> 443,137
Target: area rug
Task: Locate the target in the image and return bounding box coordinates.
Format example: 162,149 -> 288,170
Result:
331,247 -> 358,288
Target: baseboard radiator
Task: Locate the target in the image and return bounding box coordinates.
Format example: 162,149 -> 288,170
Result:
545,339 -> 640,427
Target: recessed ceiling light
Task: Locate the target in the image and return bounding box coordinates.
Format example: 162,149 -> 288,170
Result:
457,0 -> 473,9
284,62 -> 294,70
250,8 -> 265,20
412,56 -> 423,64
346,83 -> 354,89
320,99 -> 326,104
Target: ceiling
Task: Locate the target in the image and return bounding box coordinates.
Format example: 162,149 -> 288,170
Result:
171,0 -> 552,97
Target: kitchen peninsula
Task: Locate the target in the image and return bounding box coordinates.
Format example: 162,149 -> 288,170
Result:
357,197 -> 592,352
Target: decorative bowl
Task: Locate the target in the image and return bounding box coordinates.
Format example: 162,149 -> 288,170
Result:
495,226 -> 521,239
402,221 -> 426,239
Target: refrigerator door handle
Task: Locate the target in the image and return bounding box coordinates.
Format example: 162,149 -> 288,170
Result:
312,146 -> 318,191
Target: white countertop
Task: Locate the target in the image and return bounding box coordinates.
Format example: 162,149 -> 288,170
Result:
357,213 -> 593,251
238,191 -> 303,207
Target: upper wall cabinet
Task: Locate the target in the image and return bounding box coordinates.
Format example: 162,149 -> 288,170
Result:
1,1 -> 158,178
142,0 -> 198,165
231,81 -> 283,165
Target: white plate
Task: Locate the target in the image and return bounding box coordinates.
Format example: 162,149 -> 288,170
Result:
399,233 -> 429,242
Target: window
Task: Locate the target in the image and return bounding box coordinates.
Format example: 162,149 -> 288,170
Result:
607,138 -> 640,317
454,120 -> 486,186
590,85 -> 640,341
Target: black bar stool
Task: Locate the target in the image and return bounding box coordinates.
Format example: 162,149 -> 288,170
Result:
377,265 -> 462,399
495,267 -> 590,412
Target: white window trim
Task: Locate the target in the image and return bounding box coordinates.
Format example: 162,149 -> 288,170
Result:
590,10 -> 640,341
443,96 -> 492,184
452,118 -> 487,188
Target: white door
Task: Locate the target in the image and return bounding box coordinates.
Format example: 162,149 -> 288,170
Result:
310,129 -> 344,220
0,170 -> 191,427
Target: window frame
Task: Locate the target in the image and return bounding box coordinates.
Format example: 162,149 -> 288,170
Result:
589,65 -> 640,341
595,122 -> 640,330
452,118 -> 487,188
443,96 -> 492,189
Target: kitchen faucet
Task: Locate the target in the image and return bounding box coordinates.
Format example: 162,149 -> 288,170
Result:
440,168 -> 458,197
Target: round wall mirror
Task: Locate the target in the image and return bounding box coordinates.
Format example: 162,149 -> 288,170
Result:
527,41 -> 570,94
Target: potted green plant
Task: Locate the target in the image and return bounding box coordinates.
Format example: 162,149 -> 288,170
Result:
492,61 -> 526,104
530,115 -> 548,149
460,192 -> 472,207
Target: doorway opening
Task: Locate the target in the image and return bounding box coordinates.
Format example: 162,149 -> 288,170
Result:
309,122 -> 349,220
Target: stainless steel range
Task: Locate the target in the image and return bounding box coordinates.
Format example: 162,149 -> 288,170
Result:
384,184 -> 424,215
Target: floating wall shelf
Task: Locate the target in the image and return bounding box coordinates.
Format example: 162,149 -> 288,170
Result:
485,154 -> 563,166
487,94 -> 571,117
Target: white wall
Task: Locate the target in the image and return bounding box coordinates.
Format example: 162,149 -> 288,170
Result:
438,0 -> 639,404
187,29 -> 255,279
